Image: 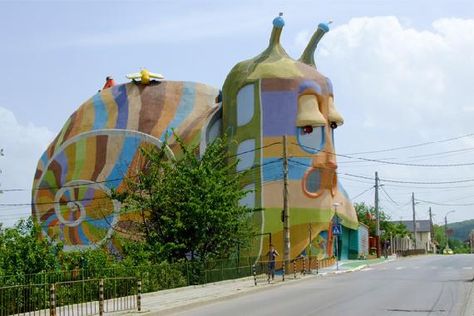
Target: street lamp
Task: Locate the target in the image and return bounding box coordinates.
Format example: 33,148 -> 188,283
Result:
444,210 -> 455,252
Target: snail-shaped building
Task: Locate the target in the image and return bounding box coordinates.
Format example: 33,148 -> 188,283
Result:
32,14 -> 359,260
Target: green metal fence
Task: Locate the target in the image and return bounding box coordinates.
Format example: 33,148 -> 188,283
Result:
0,256 -> 336,315
0,256 -> 257,315
0,283 -> 49,316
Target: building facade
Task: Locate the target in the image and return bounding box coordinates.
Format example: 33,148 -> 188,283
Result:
393,220 -> 435,252
31,15 -> 358,261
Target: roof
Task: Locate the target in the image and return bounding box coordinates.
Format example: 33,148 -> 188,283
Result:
391,220 -> 432,233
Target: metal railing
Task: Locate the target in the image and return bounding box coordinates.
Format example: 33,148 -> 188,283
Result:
54,277 -> 138,316
0,277 -> 139,316
0,255 -> 336,313
0,257 -> 259,290
252,256 -> 336,285
0,283 -> 49,316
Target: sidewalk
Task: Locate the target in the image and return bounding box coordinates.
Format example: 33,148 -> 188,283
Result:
117,256 -> 395,315
317,255 -> 395,274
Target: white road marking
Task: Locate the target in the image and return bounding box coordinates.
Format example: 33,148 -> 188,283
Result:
462,267 -> 473,270
395,267 -> 405,270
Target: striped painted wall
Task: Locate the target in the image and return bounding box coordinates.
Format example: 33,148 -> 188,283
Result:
32,81 -> 220,250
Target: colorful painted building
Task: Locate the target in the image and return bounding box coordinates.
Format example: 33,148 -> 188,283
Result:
32,14 -> 359,260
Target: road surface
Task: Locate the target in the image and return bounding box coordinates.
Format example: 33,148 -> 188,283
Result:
172,254 -> 474,316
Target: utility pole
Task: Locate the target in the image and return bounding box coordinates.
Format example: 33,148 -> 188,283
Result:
444,215 -> 448,249
374,171 -> 380,258
282,135 -> 290,271
0,148 -> 4,195
429,207 -> 433,252
308,223 -> 312,269
412,192 -> 417,250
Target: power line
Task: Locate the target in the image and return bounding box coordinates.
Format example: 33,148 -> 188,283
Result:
0,159 -> 283,208
292,142 -> 474,167
228,141 -> 281,158
336,146 -> 474,165
415,198 -> 474,207
406,147 -> 474,159
380,186 -> 399,206
0,142 -> 283,194
343,132 -> 474,155
287,158 -> 474,186
351,186 -> 374,200
344,172 -> 474,185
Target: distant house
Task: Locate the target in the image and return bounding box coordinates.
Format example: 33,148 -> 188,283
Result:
391,220 -> 435,252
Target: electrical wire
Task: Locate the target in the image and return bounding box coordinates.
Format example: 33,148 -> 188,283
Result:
380,186 -> 400,206
291,142 -> 474,167
343,132 -> 474,155
344,173 -> 474,185
350,186 -> 374,200
415,198 -> 474,207
0,142 -> 283,193
0,159 -> 283,208
287,158 -> 474,186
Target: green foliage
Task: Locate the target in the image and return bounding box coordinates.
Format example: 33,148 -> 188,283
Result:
113,135 -> 255,263
354,202 -> 409,240
433,224 -> 447,249
58,247 -> 114,271
0,218 -> 61,277
446,219 -> 474,242
433,224 -> 471,253
448,239 -> 470,254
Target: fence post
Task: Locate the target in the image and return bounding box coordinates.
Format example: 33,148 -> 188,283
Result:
252,264 -> 257,286
99,279 -> 104,316
186,262 -> 190,285
137,280 -> 142,312
282,262 -> 285,282
316,258 -> 319,274
302,257 -> 306,275
293,260 -> 296,279
49,283 -> 56,316
221,260 -> 224,281
267,262 -> 270,284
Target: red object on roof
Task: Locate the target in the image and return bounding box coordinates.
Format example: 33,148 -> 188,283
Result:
102,76 -> 115,89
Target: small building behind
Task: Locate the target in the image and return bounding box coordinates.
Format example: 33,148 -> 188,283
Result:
392,220 -> 435,252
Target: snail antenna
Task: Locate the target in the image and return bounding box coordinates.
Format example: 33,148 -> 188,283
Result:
299,21 -> 332,68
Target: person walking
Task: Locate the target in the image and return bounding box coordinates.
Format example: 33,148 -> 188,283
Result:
267,244 -> 279,281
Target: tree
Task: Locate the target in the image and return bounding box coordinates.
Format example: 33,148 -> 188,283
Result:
0,218 -> 62,277
432,224 -> 470,254
113,135 -> 255,263
354,202 -> 409,240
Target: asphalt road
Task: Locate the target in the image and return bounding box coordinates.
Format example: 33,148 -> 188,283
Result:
172,254 -> 474,316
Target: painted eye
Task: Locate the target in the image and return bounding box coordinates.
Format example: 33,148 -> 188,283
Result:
297,126 -> 325,153
303,125 -> 313,134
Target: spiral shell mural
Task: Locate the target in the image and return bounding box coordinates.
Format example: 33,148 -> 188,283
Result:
32,82 -> 220,250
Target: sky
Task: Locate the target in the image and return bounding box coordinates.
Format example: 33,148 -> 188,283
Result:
0,0 -> 473,227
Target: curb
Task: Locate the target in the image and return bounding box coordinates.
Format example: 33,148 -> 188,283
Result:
141,276 -> 311,315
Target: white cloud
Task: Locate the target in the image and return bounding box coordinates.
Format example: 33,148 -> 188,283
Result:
0,107 -> 54,225
292,17 -> 474,223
